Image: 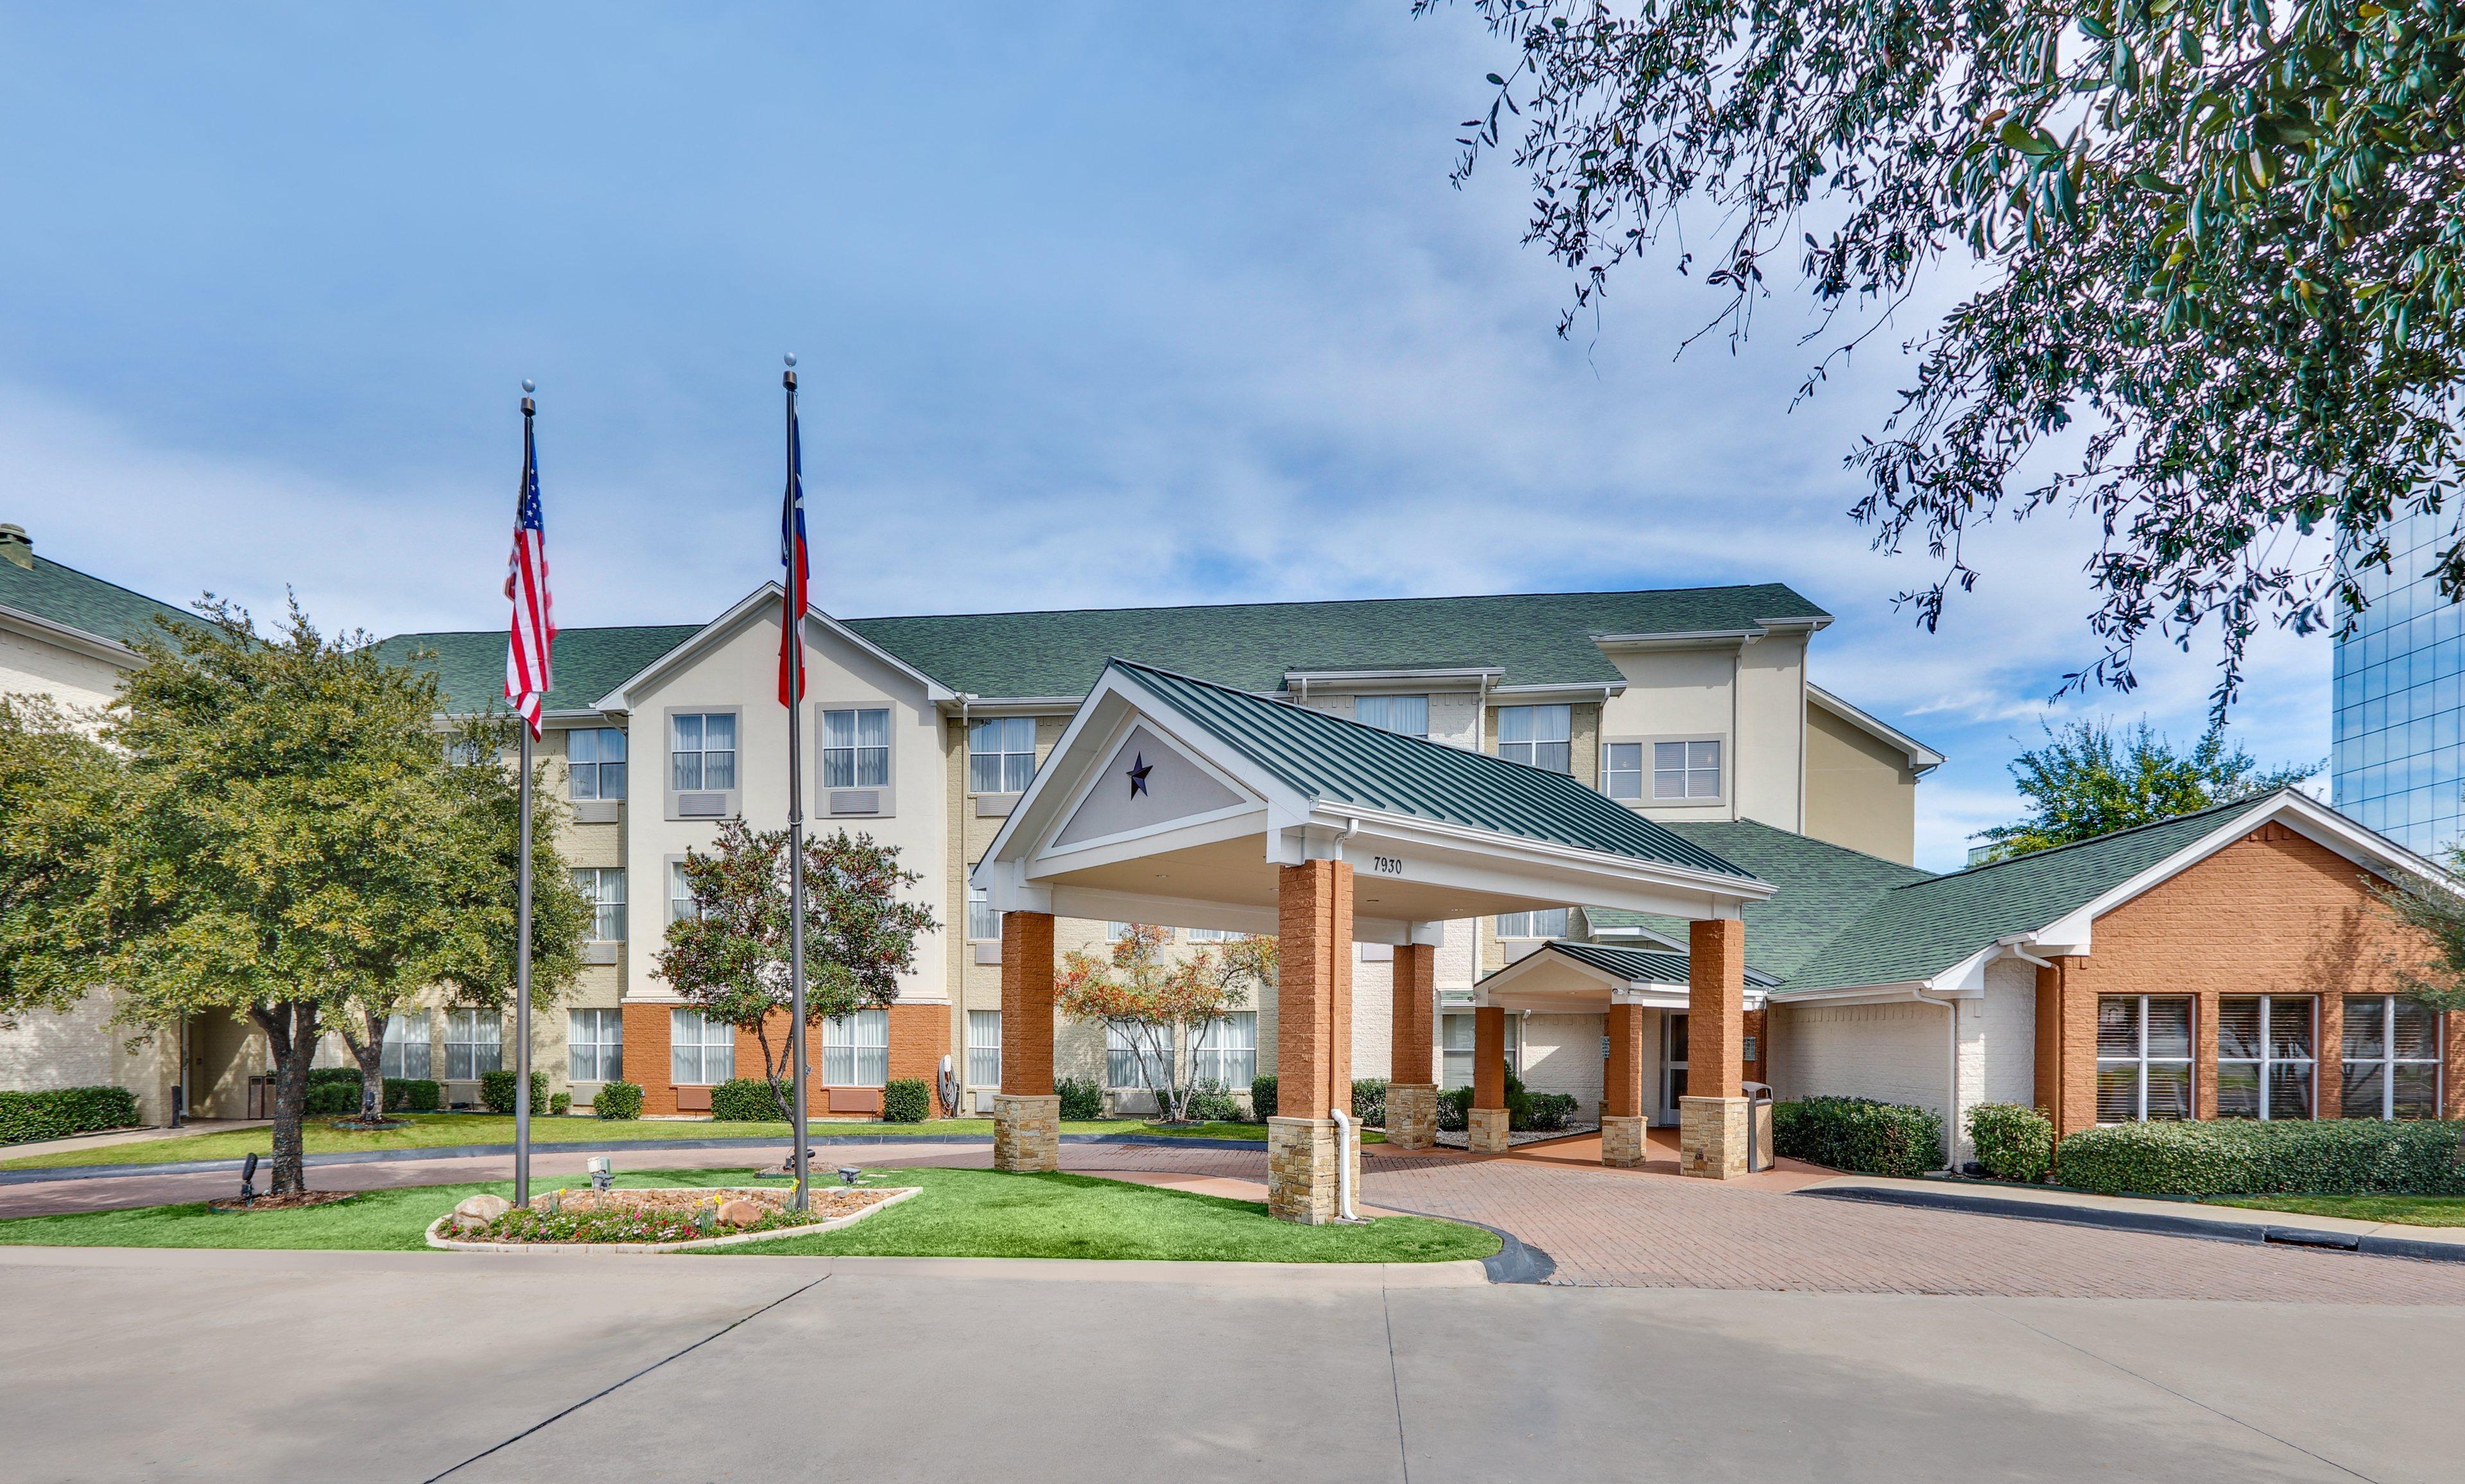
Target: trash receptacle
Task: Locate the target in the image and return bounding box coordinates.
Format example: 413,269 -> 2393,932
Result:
1741,1082 -> 1776,1171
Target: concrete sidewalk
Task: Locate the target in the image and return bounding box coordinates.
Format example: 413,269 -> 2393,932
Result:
1805,1174 -> 2465,1261
0,1119 -> 266,1163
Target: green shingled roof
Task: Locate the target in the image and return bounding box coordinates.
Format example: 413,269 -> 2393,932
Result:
369,625 -> 704,717
0,551 -> 194,650
1588,820 -> 1937,981
1114,659 -> 1760,880
847,584 -> 1827,698
1539,939 -> 1781,988
1779,795 -> 2275,993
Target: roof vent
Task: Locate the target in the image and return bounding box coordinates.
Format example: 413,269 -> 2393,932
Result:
0,524 -> 28,570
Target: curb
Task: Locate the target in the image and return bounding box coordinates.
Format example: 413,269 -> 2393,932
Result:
1801,1184 -> 2465,1264
0,1131 -> 1282,1186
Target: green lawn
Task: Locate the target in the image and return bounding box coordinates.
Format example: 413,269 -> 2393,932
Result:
0,1114 -> 1336,1172
0,1165 -> 1496,1264
2206,1194 -> 2465,1228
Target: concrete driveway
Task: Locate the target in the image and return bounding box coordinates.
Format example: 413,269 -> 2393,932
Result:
3,1243 -> 2459,1483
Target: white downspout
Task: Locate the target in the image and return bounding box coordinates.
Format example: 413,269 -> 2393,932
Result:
1938,997 -> 1961,1171
1329,1107 -> 1361,1221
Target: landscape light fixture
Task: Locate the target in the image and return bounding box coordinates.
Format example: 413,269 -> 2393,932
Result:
587,1155 -> 613,1193
836,1166 -> 863,1187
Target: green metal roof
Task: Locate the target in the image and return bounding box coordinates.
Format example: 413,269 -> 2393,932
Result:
1113,659 -> 1760,880
846,584 -> 1828,698
1778,796 -> 2274,993
1538,939 -> 1781,988
1589,820 -> 1937,981
0,550 -> 194,650
370,624 -> 704,718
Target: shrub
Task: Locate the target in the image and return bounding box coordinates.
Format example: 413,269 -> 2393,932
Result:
1351,1078 -> 1387,1126
2054,1119 -> 2465,1198
1056,1076 -> 1105,1121
0,1085 -> 142,1144
1772,1096 -> 1944,1177
549,1091 -> 572,1116
593,1082 -> 644,1120
304,1081 -> 359,1116
1249,1074 -> 1277,1121
1184,1079 -> 1241,1122
1968,1102 -> 2054,1183
384,1078 -> 440,1113
480,1069 -> 551,1116
709,1077 -> 788,1123
881,1078 -> 930,1123
1526,1092 -> 1578,1133
1437,1085 -> 1470,1132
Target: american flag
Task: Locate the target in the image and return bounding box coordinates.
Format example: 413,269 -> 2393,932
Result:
504,410 -> 555,737
778,393 -> 808,707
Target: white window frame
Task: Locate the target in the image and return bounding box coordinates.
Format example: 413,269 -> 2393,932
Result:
824,1008 -> 888,1087
567,1008 -> 623,1083
967,886 -> 999,943
1191,1012 -> 1257,1088
968,716 -> 1037,795
1356,694 -> 1430,738
380,1013 -> 430,1080
1494,907 -> 1569,940
667,857 -> 702,926
2096,995 -> 2195,1123
1602,741 -> 1647,801
571,867 -> 627,943
1651,738 -> 1724,801
2340,995 -> 2444,1120
567,727 -> 628,802
1105,1021 -> 1173,1091
1106,920 -> 1136,943
1185,926 -> 1236,943
444,1008 -> 503,1082
1440,1011 -> 1518,1092
665,708 -> 740,820
2217,995 -> 2315,1121
966,1010 -> 1001,1088
1496,704 -> 1572,774
819,705 -> 894,813
669,1008 -> 734,1086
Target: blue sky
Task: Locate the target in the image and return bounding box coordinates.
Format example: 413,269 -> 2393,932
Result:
0,4 -> 2330,869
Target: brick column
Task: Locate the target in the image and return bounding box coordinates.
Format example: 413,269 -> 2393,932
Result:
2446,1010 -> 2465,1120
1467,1005 -> 1510,1153
2317,992 -> 2344,1120
1602,999 -> 1647,1167
2193,986 -> 2221,1120
1268,859 -> 1358,1223
994,910 -> 1058,1172
1680,916 -> 1749,1178
2058,960 -> 2099,1137
1385,940 -> 1438,1151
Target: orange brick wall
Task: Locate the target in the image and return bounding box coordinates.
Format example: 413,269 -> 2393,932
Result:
2047,823 -> 2461,1135
626,1000 -> 959,1117
1688,918 -> 1746,1100
622,1003 -> 677,1116
1276,859 -> 1353,1119
1000,911 -> 1055,1095
1391,942 -> 1435,1083
887,1001 -> 947,1104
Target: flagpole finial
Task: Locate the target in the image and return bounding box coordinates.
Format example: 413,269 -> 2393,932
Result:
521,378 -> 537,417
783,352 -> 797,392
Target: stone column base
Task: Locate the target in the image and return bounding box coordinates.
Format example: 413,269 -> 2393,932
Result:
1600,1114 -> 1647,1168
992,1093 -> 1060,1173
1268,1116 -> 1361,1225
1679,1094 -> 1749,1179
1466,1105 -> 1510,1154
1385,1083 -> 1439,1151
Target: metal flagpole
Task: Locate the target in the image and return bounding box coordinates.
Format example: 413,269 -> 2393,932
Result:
786,358 -> 809,1213
514,391 -> 537,1212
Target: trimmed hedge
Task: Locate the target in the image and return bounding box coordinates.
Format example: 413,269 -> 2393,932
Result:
1968,1102 -> 2054,1183
480,1069 -> 550,1116
549,1091 -> 572,1116
593,1082 -> 644,1120
1249,1074 -> 1277,1121
1772,1096 -> 1943,1178
1438,1073 -> 1555,1132
1526,1091 -> 1578,1133
386,1079 -> 440,1114
1,1085 -> 142,1144
709,1077 -> 788,1122
2055,1119 -> 2465,1198
1185,1079 -> 1241,1122
882,1078 -> 930,1123
1352,1078 -> 1387,1126
1056,1076 -> 1104,1121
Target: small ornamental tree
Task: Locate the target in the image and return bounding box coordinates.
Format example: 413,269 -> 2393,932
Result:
657,818 -> 938,1125
0,696 -> 121,1030
1056,926 -> 1276,1123
2369,850 -> 2465,1015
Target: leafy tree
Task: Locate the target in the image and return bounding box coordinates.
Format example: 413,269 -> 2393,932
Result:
1424,0 -> 2465,711
330,710 -> 589,1122
1056,925 -> 1276,1123
1973,718 -> 2318,859
2367,854 -> 2465,1014
657,818 -> 939,1125
0,696 -> 122,1028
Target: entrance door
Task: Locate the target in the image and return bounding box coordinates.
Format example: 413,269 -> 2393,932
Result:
1659,1012 -> 1689,1123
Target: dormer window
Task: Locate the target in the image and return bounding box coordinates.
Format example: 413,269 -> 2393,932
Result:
1356,694 -> 1429,738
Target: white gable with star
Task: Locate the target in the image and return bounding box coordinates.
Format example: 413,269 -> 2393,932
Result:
1050,722 -> 1248,850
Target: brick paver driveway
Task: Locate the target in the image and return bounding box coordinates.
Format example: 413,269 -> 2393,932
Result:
13,1134 -> 2465,1302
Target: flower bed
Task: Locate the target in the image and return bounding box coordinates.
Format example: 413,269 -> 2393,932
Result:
427,1185 -> 917,1254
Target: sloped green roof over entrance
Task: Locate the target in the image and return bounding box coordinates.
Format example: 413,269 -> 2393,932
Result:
371,625 -> 704,716
1589,820 -> 1935,981
1540,939 -> 1781,988
0,550 -> 193,649
849,584 -> 1827,698
1114,659 -> 1760,880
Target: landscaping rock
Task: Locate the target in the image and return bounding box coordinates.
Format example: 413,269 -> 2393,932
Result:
715,1198 -> 765,1229
450,1193 -> 511,1231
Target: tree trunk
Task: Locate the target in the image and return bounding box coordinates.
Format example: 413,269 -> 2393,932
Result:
753,1017 -> 798,1127
339,1008 -> 386,1122
250,1000 -> 320,1195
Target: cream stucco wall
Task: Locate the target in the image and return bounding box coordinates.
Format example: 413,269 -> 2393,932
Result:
1803,698 -> 1921,865
0,622 -> 127,714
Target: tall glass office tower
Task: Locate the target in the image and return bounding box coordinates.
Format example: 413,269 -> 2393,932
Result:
2333,509 -> 2465,854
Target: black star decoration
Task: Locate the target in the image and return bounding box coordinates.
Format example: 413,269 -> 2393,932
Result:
1127,752 -> 1153,797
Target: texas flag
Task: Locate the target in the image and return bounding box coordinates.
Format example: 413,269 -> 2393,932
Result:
778,397 -> 808,707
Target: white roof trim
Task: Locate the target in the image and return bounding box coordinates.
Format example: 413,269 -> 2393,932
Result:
593,583 -> 955,712
1807,684 -> 1944,773
0,602 -> 143,668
